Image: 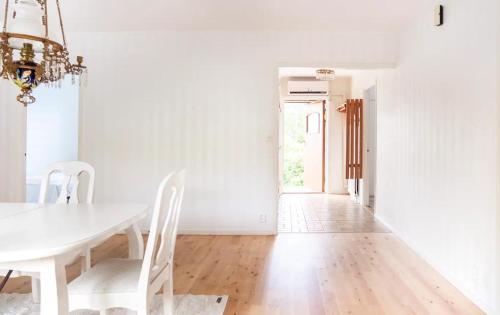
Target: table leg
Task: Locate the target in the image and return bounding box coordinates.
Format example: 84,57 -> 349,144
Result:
39,257 -> 68,315
126,223 -> 144,259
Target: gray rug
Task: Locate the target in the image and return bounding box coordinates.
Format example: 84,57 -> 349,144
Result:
0,294 -> 228,315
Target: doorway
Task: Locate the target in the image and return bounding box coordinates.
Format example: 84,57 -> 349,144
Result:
25,77 -> 80,202
282,101 -> 325,193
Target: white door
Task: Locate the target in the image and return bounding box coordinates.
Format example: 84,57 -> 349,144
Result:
303,102 -> 324,192
361,86 -> 377,208
282,102 -> 324,193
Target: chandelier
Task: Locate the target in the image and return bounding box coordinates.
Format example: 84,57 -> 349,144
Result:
0,0 -> 86,106
315,68 -> 335,81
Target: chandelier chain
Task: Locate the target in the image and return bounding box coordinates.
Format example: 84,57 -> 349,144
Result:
2,0 -> 9,32
43,0 -> 48,38
55,0 -> 67,48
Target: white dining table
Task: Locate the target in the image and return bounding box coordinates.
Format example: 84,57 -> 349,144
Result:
0,202 -> 149,315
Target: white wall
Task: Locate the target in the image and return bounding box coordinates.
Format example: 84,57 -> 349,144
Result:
70,30 -> 398,234
0,84 -> 26,202
350,70 -> 378,99
375,1 -> 498,313
328,77 -> 350,194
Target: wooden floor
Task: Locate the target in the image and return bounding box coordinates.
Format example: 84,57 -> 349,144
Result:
278,194 -> 389,233
2,233 -> 484,315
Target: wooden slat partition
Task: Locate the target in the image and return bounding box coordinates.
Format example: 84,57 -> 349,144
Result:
345,99 -> 363,179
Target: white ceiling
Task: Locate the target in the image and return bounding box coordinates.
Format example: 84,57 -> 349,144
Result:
61,0 -> 424,32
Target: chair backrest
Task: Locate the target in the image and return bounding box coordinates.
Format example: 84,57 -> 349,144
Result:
38,161 -> 96,204
139,170 -> 185,294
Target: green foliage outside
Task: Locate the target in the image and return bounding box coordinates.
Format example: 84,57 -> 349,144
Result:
283,105 -> 306,189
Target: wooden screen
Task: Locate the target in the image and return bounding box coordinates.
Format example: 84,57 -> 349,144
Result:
346,99 -> 363,179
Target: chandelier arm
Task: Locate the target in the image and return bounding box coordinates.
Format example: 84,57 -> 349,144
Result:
55,0 -> 67,48
2,0 -> 9,32
3,32 -> 63,50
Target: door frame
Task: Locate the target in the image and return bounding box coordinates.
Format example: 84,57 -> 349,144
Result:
320,100 -> 326,192
279,100 -> 326,194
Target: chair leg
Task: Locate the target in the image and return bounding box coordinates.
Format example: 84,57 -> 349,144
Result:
137,297 -> 151,315
81,249 -> 91,273
137,307 -> 150,315
31,277 -> 41,303
162,272 -> 174,315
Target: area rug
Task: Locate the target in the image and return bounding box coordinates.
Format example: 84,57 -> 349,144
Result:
0,294 -> 228,315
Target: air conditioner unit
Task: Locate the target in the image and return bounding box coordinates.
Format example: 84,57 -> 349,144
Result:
287,80 -> 329,95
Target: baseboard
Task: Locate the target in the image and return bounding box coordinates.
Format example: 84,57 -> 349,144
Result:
178,229 -> 276,236
374,214 -> 494,315
121,229 -> 277,236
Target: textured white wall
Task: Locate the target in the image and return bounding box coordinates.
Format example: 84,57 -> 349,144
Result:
70,30 -> 398,234
0,84 -> 26,202
376,1 -> 498,312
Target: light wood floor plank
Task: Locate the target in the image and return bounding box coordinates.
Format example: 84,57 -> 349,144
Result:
0,234 -> 484,314
0,195 -> 484,315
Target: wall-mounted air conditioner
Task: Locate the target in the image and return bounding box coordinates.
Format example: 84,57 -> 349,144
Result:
287,80 -> 329,95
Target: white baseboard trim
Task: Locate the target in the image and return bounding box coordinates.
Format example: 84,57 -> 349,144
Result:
120,230 -> 276,236
178,229 -> 276,236
374,214 -> 494,315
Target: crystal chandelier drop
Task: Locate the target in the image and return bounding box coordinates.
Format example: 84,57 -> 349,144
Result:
315,68 -> 335,81
0,0 -> 86,106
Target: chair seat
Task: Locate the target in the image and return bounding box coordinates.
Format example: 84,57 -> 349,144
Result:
67,171 -> 185,314
68,259 -> 142,295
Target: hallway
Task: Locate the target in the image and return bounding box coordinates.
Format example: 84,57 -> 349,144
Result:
278,194 -> 388,233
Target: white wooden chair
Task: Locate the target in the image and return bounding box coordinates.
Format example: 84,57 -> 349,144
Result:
38,160 -> 95,205
39,160 -> 96,268
39,161 -> 96,267
0,161 -> 96,303
67,170 -> 185,315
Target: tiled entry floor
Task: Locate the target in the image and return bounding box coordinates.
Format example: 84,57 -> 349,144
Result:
278,194 -> 389,233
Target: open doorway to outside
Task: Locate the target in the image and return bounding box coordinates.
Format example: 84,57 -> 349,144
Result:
277,67 -> 385,233
282,101 -> 325,193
